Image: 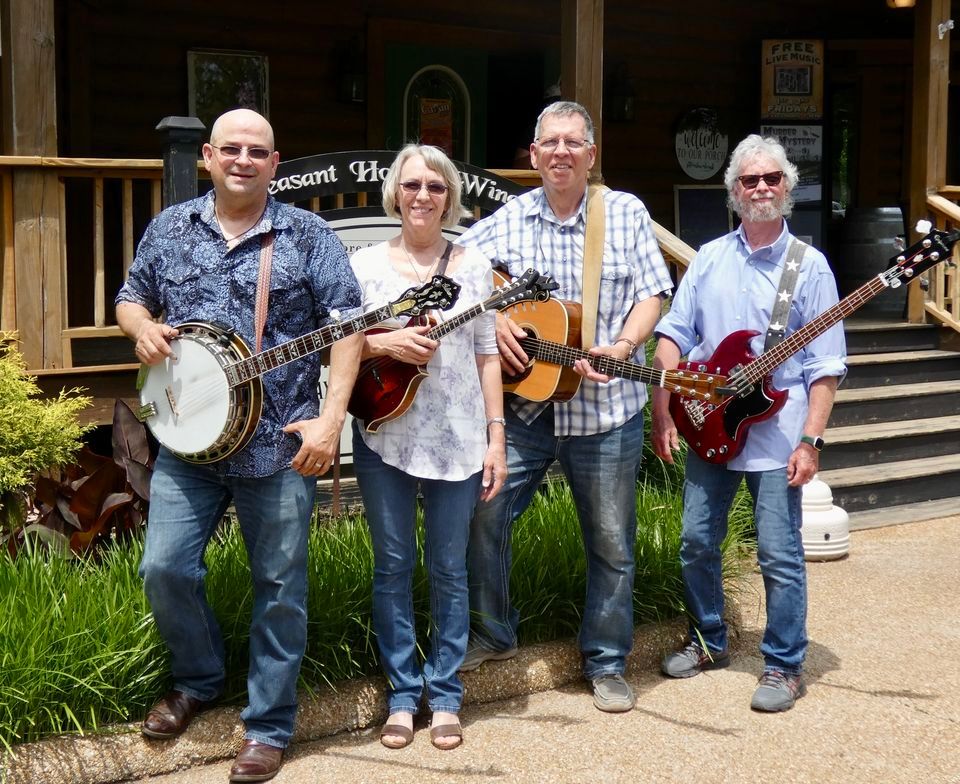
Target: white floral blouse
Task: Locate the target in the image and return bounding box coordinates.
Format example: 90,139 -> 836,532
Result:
349,242 -> 498,481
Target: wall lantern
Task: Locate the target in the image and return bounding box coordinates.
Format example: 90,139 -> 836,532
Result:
886,0 -> 916,8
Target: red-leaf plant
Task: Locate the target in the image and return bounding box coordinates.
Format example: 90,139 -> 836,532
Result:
13,400 -> 153,558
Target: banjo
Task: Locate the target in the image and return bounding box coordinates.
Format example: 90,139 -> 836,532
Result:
135,275 -> 461,464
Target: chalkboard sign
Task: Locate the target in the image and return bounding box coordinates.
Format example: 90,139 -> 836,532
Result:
674,185 -> 733,250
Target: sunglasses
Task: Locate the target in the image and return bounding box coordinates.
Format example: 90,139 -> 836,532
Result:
400,180 -> 449,195
211,145 -> 273,161
737,171 -> 784,188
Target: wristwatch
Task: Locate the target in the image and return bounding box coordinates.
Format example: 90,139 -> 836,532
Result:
800,434 -> 825,451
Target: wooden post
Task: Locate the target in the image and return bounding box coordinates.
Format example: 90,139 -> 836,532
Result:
156,117 -> 206,209
1,0 -> 63,368
561,0 -> 604,178
907,0 -> 951,322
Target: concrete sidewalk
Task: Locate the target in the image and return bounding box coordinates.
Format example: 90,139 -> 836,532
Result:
5,516 -> 960,784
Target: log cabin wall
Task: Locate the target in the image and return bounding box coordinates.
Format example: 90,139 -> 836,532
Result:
58,1 -> 915,219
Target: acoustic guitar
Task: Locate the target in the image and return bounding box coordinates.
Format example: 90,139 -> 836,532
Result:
492,270 -> 728,404
671,225 -> 959,464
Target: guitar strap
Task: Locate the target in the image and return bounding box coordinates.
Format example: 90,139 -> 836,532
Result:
254,231 -> 275,354
763,237 -> 807,351
581,183 -> 608,349
436,240 -> 453,277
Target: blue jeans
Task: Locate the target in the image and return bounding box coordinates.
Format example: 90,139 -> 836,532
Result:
468,405 -> 644,680
141,448 -> 316,748
352,424 -> 480,714
680,451 -> 807,673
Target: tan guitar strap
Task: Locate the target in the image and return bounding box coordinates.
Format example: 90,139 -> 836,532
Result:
581,183 -> 608,349
254,231 -> 275,354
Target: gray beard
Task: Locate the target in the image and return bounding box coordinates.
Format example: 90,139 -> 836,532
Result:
736,193 -> 788,223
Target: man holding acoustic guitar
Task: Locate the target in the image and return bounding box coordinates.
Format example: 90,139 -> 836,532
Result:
652,134 -> 847,712
457,101 -> 673,713
116,109 -> 363,781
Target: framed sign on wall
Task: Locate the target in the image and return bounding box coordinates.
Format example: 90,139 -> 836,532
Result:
187,49 -> 269,131
760,40 -> 823,120
674,185 -> 733,250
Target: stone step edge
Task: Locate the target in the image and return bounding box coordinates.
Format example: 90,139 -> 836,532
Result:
0,614 -> 710,784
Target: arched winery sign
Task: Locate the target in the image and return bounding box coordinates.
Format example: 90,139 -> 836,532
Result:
270,150 -> 525,211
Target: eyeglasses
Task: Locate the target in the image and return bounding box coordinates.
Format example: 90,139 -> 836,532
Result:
737,171 -> 784,189
535,137 -> 592,151
211,144 -> 273,161
399,180 -> 449,195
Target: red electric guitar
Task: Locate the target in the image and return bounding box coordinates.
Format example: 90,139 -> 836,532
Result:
671,226 -> 960,464
349,268 -> 557,432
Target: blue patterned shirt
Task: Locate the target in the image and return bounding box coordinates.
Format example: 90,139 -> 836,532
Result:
458,187 -> 673,436
655,222 -> 847,471
116,192 -> 362,477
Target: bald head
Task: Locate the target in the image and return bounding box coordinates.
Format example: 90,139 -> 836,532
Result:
209,109 -> 275,151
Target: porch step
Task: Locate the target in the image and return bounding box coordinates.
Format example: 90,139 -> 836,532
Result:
822,414 -> 960,469
842,320 -> 941,354
845,497 -> 960,531
842,349 -> 960,388
818,453 -> 960,513
830,379 -> 960,426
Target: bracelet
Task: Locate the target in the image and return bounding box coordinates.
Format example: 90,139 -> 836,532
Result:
614,337 -> 639,358
486,417 -> 507,428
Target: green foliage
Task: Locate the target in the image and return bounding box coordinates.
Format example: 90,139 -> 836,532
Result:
0,334 -> 93,528
0,537 -> 165,753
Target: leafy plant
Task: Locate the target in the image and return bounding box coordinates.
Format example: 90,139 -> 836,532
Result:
0,333 -> 93,535
7,400 -> 153,558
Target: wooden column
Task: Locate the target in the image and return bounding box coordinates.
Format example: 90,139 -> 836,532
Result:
907,0 -> 951,322
0,0 -> 63,368
561,0 -> 604,178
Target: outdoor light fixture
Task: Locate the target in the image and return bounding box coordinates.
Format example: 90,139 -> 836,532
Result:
886,0 -> 916,8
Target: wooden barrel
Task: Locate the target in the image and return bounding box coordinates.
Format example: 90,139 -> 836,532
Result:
834,207 -> 905,318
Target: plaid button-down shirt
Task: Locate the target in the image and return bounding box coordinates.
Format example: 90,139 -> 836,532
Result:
458,187 -> 672,436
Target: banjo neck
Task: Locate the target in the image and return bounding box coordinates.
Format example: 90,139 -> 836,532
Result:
225,303 -> 400,386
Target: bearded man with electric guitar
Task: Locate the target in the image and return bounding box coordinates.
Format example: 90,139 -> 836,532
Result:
652,134 -> 847,713
456,101 -> 673,714
116,109 -> 364,782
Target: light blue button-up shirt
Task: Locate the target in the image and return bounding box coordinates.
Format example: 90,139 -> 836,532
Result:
655,222 -> 847,471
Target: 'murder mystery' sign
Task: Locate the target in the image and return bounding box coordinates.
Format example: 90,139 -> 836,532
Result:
760,40 -> 824,120
269,150 -> 525,214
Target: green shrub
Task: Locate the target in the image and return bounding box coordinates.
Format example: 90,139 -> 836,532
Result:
0,334 -> 93,536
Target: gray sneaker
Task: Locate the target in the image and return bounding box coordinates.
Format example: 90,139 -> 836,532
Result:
661,640 -> 731,678
591,674 -> 635,712
459,642 -> 518,672
750,669 -> 806,712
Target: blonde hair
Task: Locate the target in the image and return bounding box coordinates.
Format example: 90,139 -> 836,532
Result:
381,144 -> 470,229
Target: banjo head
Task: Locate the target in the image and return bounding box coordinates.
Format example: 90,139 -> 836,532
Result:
139,334 -> 233,457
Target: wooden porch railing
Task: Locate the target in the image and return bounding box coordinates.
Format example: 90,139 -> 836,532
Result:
921,192 -> 960,333
0,156 -> 693,376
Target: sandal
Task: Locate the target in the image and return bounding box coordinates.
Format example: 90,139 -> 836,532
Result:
380,722 -> 414,749
430,722 -> 463,750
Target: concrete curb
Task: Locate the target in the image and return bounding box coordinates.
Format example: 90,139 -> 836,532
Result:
1,612 -> 739,784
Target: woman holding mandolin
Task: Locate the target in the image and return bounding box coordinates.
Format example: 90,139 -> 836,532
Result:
349,144 -> 507,750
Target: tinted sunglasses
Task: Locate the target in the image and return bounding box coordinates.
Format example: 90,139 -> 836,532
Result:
400,180 -> 449,195
211,145 -> 273,160
737,171 -> 784,188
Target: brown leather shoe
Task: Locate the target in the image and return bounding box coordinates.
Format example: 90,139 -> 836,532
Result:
141,690 -> 214,739
229,740 -> 284,782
